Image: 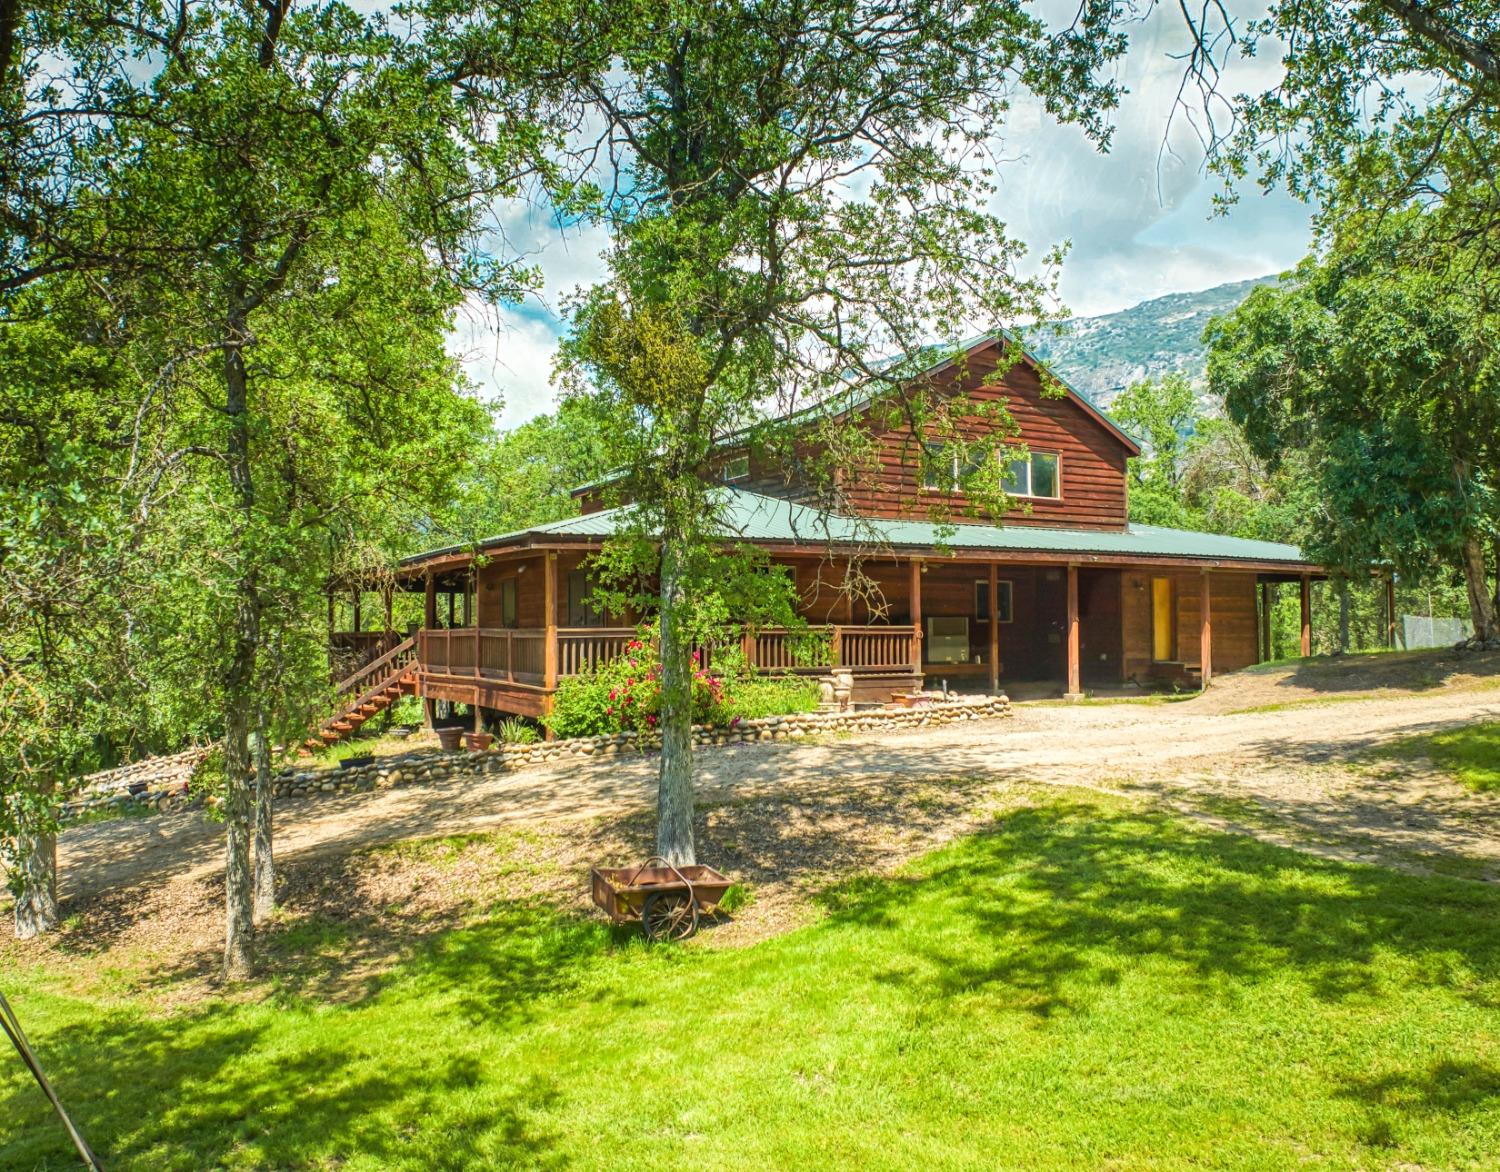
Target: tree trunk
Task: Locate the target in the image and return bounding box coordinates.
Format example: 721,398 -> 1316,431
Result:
655,524 -> 696,866
1461,534 -> 1499,641
222,302 -> 259,980
12,787 -> 58,940
252,717 -> 275,923
1337,575 -> 1350,653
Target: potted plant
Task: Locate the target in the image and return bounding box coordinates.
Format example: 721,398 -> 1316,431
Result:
435,726 -> 465,752
464,730 -> 495,752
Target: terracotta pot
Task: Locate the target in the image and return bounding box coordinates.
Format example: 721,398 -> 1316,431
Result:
464,731 -> 495,753
435,727 -> 465,752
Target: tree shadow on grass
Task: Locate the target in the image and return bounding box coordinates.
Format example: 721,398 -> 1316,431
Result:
816,799 -> 1500,1020
0,904 -> 617,1169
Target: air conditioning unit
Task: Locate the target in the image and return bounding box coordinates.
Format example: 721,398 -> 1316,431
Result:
925,616 -> 969,664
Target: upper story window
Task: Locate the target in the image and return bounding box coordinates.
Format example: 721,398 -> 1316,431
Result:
922,442 -> 986,492
723,454 -> 750,482
1002,451 -> 1060,499
499,579 -> 518,628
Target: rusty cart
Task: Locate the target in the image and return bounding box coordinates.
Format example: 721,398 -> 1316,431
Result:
590,857 -> 733,941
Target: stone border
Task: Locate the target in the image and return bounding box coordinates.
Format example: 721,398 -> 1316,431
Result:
272,695 -> 1012,801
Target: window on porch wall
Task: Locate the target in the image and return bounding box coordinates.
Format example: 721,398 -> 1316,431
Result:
567,570 -> 608,626
499,579 -> 518,628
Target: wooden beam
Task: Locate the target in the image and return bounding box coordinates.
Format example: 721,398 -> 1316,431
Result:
1260,581 -> 1273,662
1200,569 -> 1213,688
1385,573 -> 1398,648
543,552 -> 558,691
910,558 -> 923,684
423,572 -> 436,629
1065,564 -> 1082,699
988,562 -> 1000,694
1300,574 -> 1312,657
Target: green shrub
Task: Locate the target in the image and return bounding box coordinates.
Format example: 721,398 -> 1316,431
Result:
544,630 -> 819,739
387,695 -> 423,726
497,717 -> 540,745
544,631 -> 728,739
724,676 -> 821,721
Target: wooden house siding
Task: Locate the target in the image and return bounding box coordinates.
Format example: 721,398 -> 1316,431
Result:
840,361 -> 1129,530
1121,569 -> 1259,680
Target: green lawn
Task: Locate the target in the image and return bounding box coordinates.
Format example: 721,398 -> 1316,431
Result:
4,798 -> 1499,1169
1378,721 -> 1500,793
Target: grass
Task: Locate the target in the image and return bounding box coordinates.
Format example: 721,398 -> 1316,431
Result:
1377,721 -> 1500,793
5,797 -> 1500,1170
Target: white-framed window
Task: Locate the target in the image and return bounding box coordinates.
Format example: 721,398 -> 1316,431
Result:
723,454 -> 750,482
975,579 -> 1014,623
1001,451 -> 1061,499
922,442 -> 986,492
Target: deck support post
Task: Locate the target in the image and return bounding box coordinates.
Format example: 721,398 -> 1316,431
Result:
1260,581 -> 1273,662
1385,572 -> 1398,648
988,562 -> 1000,694
446,590 -> 454,629
1300,574 -> 1312,657
352,588 -> 361,633
382,585 -> 394,639
909,558 -> 923,689
542,553 -> 558,741
1065,564 -> 1082,700
1199,569 -> 1213,688
424,572 -> 436,630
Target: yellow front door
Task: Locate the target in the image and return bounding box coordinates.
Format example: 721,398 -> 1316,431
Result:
1152,577 -> 1174,661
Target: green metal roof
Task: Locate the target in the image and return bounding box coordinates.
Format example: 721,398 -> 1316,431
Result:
404,487 -> 1313,569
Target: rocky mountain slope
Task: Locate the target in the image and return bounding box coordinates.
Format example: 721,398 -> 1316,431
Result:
1027,276 -> 1276,405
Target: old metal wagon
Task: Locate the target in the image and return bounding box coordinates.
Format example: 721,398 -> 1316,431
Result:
590,857 -> 734,941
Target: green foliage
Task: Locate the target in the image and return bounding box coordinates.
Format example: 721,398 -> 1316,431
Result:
1205,209 -> 1499,636
723,676 -> 822,722
495,718 -> 540,746
544,626 -> 820,739
544,630 -> 726,738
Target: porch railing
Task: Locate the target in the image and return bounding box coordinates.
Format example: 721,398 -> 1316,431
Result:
415,624 -> 918,688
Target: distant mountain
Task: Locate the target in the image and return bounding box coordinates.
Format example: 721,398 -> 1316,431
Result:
1026,276 -> 1277,406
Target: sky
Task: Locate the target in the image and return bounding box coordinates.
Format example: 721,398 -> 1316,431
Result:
454,5 -> 1314,430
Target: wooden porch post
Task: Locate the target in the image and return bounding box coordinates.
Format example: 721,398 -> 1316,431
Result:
446,591 -> 454,629
1300,574 -> 1312,657
1199,569 -> 1213,688
351,588 -> 361,633
987,562 -> 1000,694
423,571 -> 436,629
843,558 -> 855,623
910,558 -> 923,686
382,585 -> 394,638
1065,564 -> 1082,699
327,592 -> 335,643
1260,581 -> 1273,662
543,552 -> 558,690
1385,572 -> 1398,648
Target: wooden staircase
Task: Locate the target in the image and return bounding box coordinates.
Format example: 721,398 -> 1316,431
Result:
303,635 -> 419,753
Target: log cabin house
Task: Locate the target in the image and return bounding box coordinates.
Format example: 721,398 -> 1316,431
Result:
320,336 -> 1331,744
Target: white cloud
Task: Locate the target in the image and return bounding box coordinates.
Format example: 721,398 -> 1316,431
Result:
455,5 -> 1314,422
449,302 -> 565,428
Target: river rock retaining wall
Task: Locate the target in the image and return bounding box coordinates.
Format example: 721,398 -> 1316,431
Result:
272,694 -> 1012,801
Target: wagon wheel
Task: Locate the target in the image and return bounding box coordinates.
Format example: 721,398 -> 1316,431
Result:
641,892 -> 698,941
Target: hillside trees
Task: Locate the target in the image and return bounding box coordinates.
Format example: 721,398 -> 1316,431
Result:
1206,211 -> 1500,641
0,1 -> 574,969
553,0 -> 1131,864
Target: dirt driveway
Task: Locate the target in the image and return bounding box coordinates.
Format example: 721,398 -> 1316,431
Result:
55,651 -> 1500,909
